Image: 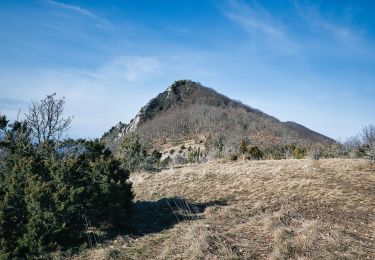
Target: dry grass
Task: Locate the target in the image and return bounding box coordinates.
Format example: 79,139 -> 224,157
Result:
76,159 -> 375,259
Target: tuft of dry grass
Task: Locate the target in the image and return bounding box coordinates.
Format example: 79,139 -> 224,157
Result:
75,159 -> 375,259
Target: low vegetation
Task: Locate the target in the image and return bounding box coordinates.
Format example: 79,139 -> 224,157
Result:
112,124 -> 375,171
79,159 -> 375,259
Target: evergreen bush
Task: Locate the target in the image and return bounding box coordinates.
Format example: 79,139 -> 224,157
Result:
248,146 -> 263,160
292,147 -> 306,159
0,117 -> 133,258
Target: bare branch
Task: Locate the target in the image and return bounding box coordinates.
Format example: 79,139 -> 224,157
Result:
25,93 -> 73,144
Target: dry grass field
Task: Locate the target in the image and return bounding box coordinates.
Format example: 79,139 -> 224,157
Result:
78,159 -> 375,259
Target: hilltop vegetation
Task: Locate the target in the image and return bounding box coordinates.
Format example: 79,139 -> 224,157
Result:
104,80 -> 374,169
104,81 -> 333,156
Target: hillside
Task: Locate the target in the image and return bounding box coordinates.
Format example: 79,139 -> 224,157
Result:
103,80 -> 334,152
78,159 -> 375,259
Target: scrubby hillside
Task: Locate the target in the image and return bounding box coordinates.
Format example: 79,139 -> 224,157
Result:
103,80 -> 334,152
78,159 -> 375,259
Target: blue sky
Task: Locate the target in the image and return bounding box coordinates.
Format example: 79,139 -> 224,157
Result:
0,0 -> 374,140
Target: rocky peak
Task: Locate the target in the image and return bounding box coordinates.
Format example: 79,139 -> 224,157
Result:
111,80 -> 203,136
164,79 -> 201,102
103,80 -> 335,151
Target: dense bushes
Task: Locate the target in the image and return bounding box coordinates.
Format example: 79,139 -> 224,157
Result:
0,117 -> 133,258
248,146 -> 263,160
292,147 -> 306,159
118,125 -> 375,167
119,134 -> 163,171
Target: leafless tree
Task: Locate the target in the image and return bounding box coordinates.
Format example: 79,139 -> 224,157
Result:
341,136 -> 361,158
362,125 -> 375,163
25,93 -> 73,144
362,125 -> 375,145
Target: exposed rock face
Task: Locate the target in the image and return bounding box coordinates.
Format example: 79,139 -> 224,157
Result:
128,80 -> 203,130
102,80 -> 201,149
126,111 -> 141,133
106,80 -> 207,135
103,80 -> 334,150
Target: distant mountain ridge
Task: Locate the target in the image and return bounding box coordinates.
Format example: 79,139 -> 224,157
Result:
103,80 -> 334,150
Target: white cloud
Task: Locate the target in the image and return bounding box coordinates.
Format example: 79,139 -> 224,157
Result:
225,0 -> 284,38
47,0 -> 93,17
45,0 -> 112,30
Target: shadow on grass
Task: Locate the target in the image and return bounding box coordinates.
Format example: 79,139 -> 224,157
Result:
127,197 -> 228,236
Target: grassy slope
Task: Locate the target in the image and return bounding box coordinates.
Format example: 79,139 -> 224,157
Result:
79,159 -> 375,259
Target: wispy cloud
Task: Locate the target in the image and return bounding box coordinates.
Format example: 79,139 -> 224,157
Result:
93,56 -> 163,83
45,0 -> 112,30
47,0 -> 94,17
223,0 -> 299,53
294,2 -> 360,44
225,0 -> 284,38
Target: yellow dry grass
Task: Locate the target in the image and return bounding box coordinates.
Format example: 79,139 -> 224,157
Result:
78,159 -> 375,259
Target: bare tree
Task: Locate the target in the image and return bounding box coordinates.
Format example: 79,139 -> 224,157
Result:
25,93 -> 73,144
341,136 -> 361,158
362,125 -> 375,145
362,125 -> 375,163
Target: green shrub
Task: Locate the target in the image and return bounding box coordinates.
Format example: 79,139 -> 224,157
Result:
238,139 -> 249,158
0,118 -> 133,258
118,135 -> 163,172
263,146 -> 286,160
248,146 -> 263,160
292,148 -> 305,159
355,146 -> 367,158
119,135 -> 146,172
143,149 -> 163,171
229,154 -> 238,161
